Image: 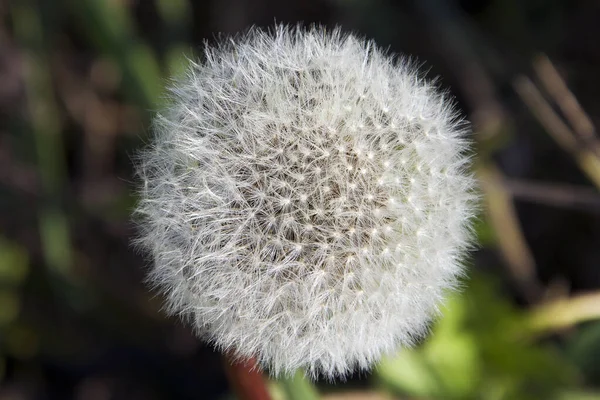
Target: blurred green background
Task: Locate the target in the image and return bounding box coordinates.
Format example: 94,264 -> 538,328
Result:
2,0 -> 600,399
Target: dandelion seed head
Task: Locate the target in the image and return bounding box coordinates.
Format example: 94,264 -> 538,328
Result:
134,24 -> 476,379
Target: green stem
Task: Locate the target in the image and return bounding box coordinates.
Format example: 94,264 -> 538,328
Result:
279,370 -> 320,400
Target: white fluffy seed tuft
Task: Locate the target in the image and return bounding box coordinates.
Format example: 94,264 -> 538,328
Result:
134,25 -> 477,379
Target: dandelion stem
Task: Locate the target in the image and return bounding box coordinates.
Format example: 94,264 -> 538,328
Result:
223,354 -> 272,400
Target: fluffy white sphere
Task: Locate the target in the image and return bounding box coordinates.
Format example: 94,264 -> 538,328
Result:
135,25 -> 476,379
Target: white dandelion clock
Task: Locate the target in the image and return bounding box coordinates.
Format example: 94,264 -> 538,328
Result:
135,25 -> 476,379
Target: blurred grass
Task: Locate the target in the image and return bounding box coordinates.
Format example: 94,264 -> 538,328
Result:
11,4 -> 74,282
2,0 -> 600,399
67,0 -> 162,112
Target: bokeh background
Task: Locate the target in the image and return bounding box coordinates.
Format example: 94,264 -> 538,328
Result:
2,0 -> 600,399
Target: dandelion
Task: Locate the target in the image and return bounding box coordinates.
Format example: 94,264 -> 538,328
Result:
134,24 -> 476,379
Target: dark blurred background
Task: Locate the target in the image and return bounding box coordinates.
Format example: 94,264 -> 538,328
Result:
2,0 -> 600,399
